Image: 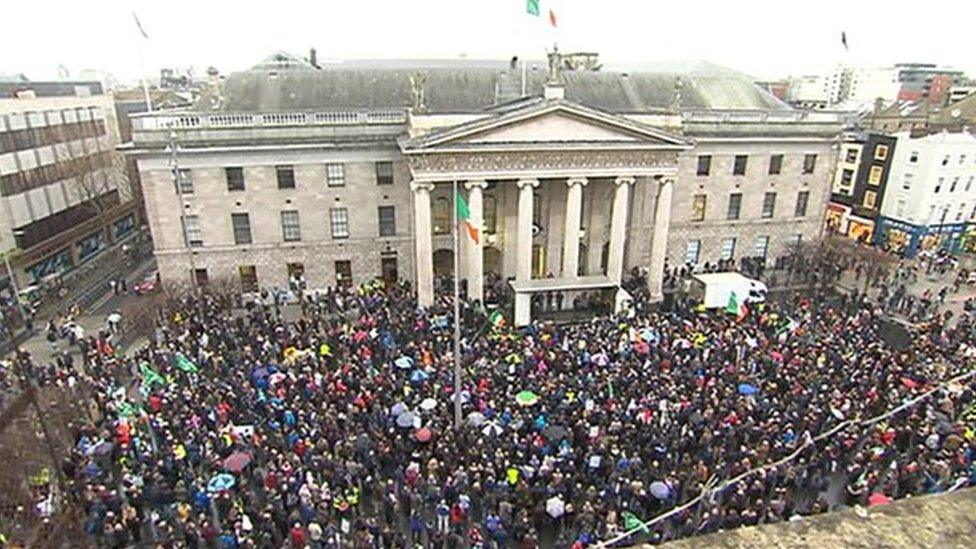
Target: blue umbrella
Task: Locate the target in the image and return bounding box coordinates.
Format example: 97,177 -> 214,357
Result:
410,369 -> 430,383
396,412 -> 417,429
207,473 -> 236,493
738,383 -> 759,396
390,402 -> 408,417
650,481 -> 670,500
394,356 -> 414,370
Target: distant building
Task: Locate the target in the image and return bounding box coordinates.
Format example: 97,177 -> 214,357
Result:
0,80 -> 137,300
787,65 -> 900,110
895,63 -> 966,103
876,131 -> 976,256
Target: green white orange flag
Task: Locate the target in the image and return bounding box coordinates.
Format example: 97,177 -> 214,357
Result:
726,291 -> 749,322
527,0 -> 540,16
456,193 -> 480,244
488,310 -> 505,328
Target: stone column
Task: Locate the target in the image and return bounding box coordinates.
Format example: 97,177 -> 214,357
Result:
515,178 -> 539,281
607,176 -> 635,283
514,178 -> 539,327
562,177 -> 587,278
647,176 -> 675,301
464,180 -> 487,304
411,181 -> 435,308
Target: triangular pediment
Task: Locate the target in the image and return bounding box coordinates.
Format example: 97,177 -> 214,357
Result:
401,100 -> 692,152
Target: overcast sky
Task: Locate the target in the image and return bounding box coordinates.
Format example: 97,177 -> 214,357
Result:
2,0 -> 973,84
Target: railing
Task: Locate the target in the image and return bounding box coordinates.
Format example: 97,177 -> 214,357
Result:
132,109 -> 407,131
683,110 -> 847,124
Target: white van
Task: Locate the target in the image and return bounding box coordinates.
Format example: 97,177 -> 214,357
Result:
688,272 -> 767,310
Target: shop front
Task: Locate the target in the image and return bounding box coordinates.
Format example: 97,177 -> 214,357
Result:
876,217 -> 966,258
847,215 -> 875,244
961,225 -> 976,254
825,202 -> 850,235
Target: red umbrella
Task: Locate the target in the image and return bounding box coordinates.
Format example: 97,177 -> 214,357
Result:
901,377 -> 919,389
868,492 -> 892,506
222,451 -> 252,473
414,427 -> 432,443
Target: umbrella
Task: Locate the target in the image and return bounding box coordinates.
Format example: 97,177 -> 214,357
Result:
515,391 -> 540,406
207,473 -> 236,493
737,383 -> 759,396
640,328 -> 657,343
222,451 -> 252,473
268,372 -> 286,385
252,366 -> 270,380
410,369 -> 430,383
650,481 -> 670,500
396,412 -> 417,429
482,421 -> 503,437
545,496 -> 565,518
868,492 -> 892,506
390,402 -> 408,417
419,398 -> 437,411
467,412 -> 486,427
901,377 -> 919,389
394,356 -> 414,370
414,427 -> 432,443
451,390 -> 472,404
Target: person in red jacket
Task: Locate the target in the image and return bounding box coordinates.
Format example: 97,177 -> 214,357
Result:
289,522 -> 307,547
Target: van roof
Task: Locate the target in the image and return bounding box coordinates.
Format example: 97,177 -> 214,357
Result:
691,272 -> 753,284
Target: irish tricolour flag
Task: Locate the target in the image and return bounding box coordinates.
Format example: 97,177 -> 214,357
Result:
726,291 -> 749,322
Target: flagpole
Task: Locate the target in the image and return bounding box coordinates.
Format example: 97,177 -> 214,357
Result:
132,12 -> 153,113
452,180 -> 462,430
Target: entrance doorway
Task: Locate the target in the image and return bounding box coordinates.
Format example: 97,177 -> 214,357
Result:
381,253 -> 398,284
484,246 -> 502,275
335,260 -> 352,288
287,262 -> 305,292
433,249 -> 454,277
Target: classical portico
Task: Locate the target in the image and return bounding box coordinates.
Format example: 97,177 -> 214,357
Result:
400,100 -> 690,325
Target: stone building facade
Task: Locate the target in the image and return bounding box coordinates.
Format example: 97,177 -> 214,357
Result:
127,57 -> 845,322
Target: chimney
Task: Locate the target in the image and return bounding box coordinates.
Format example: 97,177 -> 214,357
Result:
309,47 -> 319,69
873,97 -> 884,115
510,56 -> 519,70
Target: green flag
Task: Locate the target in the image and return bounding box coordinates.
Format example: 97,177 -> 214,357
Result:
622,511 -> 649,533
140,362 -> 166,388
488,310 -> 505,328
726,291 -> 748,321
526,0 -> 540,16
174,353 -> 198,373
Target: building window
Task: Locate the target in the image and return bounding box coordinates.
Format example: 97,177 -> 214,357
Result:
330,208 -> 349,239
942,155 -> 950,166
335,260 -> 352,288
193,268 -> 209,287
733,155 -> 748,176
795,190 -> 810,217
483,195 -> 497,233
225,167 -> 245,191
967,177 -> 974,192
935,177 -> 943,193
727,193 -> 742,220
696,155 -> 711,176
720,237 -> 736,260
754,235 -> 770,258
691,194 -> 707,222
433,197 -> 450,234
378,205 -> 396,236
802,154 -> 817,174
276,165 -> 296,189
684,240 -> 700,265
950,177 -> 959,192
181,215 -> 203,247
868,165 -> 883,185
239,265 -> 258,293
761,192 -> 777,218
957,203 -> 966,221
874,144 -> 889,161
768,154 -> 783,175
909,151 -> 919,163
970,203 -> 976,220
896,200 -> 906,218
787,233 -> 802,249
532,193 -> 542,226
326,163 -> 345,187
940,207 -> 949,224
840,168 -> 854,188
845,148 -> 858,163
281,210 -> 301,242
863,190 -> 878,209
175,168 -> 193,194
375,161 -> 394,185
960,155 -> 967,165
902,173 -> 913,191
231,213 -> 252,244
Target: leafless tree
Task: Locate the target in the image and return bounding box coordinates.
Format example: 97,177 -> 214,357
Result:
787,235 -> 898,292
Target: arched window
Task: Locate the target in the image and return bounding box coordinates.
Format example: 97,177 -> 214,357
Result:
483,195 -> 497,233
433,197 -> 450,234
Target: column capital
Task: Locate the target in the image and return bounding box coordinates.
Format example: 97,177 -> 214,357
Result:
464,180 -> 488,190
517,178 -> 540,190
655,175 -> 677,186
410,181 -> 435,193
614,176 -> 636,187
566,177 -> 588,188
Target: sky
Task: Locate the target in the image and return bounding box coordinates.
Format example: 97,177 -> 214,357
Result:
2,0 -> 974,85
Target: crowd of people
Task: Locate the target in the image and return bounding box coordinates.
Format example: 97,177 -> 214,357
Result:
5,271 -> 976,548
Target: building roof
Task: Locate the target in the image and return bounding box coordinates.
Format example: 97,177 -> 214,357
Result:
204,63 -> 790,114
